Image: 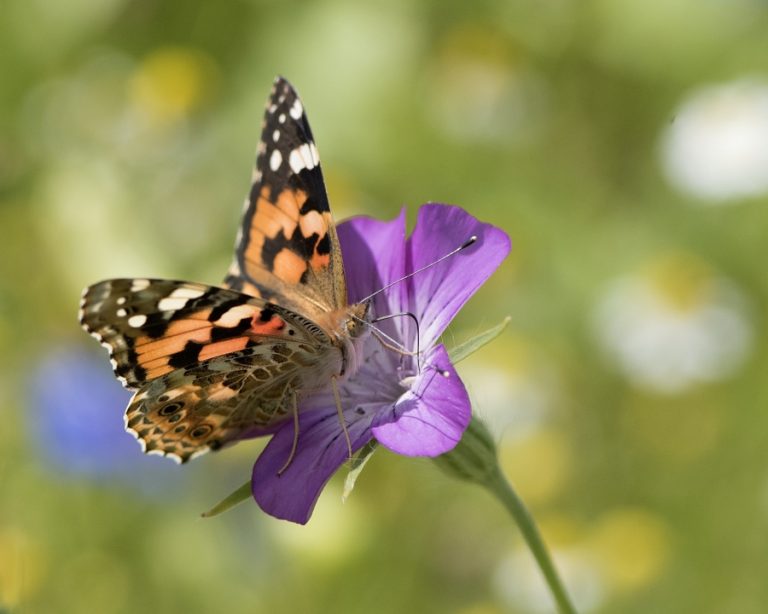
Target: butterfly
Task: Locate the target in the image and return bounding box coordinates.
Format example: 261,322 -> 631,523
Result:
80,77 -> 370,463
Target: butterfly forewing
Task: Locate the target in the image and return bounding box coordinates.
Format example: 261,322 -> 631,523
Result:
224,77 -> 346,316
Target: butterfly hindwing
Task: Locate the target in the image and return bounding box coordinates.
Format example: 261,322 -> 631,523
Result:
80,278 -> 339,461
125,347 -> 309,463
225,77 -> 346,314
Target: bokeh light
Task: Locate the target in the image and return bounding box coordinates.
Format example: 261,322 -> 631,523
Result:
593,253 -> 753,394
662,79 -> 768,202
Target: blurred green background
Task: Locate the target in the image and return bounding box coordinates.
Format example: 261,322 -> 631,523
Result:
2,1 -> 768,612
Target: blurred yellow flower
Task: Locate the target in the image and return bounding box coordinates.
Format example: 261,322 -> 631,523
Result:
644,252 -> 715,313
131,47 -> 216,124
589,507 -> 671,591
622,390 -> 722,462
534,513 -> 587,549
499,429 -> 569,505
0,528 -> 46,608
270,483 -> 369,567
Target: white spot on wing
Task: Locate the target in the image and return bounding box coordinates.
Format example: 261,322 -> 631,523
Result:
158,297 -> 189,311
166,453 -> 184,464
215,304 -> 254,327
290,99 -> 303,119
189,447 -> 211,461
116,308 -> 127,317
278,113 -> 286,124
117,296 -> 127,305
270,149 -> 282,171
169,287 -> 205,300
128,314 -> 147,328
288,143 -> 318,174
131,279 -> 150,292
273,130 -> 280,142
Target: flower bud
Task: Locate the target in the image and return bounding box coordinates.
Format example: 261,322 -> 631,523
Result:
433,414 -> 499,486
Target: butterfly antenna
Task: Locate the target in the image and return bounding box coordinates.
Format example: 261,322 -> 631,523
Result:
359,235 -> 478,304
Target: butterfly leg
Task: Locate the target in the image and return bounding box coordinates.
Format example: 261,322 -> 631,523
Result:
331,375 -> 353,463
277,390 -> 300,476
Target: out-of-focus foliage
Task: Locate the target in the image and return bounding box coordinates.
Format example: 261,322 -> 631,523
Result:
2,1 -> 768,613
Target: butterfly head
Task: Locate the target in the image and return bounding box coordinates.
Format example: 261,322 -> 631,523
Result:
344,301 -> 371,339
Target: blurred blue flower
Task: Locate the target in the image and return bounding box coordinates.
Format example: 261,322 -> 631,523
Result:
28,346 -> 178,486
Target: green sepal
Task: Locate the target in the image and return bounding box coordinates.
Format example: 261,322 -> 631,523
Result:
201,479 -> 251,518
342,440 -> 378,502
449,316 -> 511,364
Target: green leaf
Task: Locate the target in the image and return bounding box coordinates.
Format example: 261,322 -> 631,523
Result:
342,441 -> 378,503
449,316 -> 511,364
201,479 -> 251,518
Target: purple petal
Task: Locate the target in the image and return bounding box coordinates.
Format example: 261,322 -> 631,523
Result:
251,407 -> 376,524
371,344 -> 471,456
406,204 -> 511,348
337,209 -> 407,316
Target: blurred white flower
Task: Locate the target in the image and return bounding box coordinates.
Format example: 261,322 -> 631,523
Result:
661,79 -> 768,201
493,547 -> 605,614
460,343 -> 560,439
427,27 -> 549,145
593,255 -> 752,393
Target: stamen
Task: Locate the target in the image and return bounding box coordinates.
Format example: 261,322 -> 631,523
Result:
372,312 -> 422,372
351,314 -> 411,354
371,330 -> 419,356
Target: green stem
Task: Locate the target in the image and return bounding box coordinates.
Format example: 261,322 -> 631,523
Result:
488,468 -> 578,614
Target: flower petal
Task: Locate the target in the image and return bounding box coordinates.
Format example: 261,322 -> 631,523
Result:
337,209 -> 407,318
251,407 -> 376,524
407,204 -> 511,347
371,344 -> 471,456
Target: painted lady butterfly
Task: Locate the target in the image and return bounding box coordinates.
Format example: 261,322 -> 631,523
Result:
80,77 -> 369,463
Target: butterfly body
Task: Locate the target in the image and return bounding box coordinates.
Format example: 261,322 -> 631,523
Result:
80,77 -> 370,463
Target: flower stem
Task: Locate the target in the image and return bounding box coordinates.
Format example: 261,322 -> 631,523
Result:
433,416 -> 579,613
488,468 -> 578,614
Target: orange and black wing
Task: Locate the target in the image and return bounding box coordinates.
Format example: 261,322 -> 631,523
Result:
224,77 -> 346,315
79,278 -> 330,461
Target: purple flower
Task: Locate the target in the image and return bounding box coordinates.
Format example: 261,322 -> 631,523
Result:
251,204 -> 510,523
